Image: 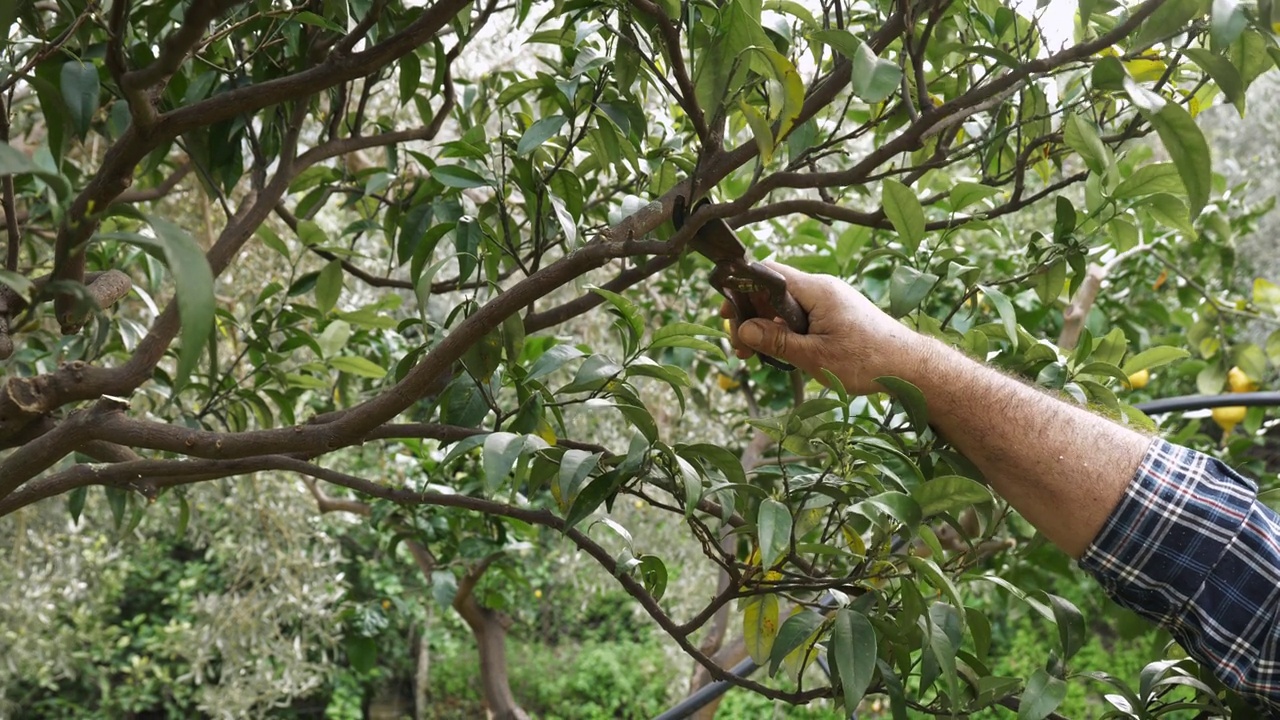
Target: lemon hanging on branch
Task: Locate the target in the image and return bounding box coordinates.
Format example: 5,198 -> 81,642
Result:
1213,405 -> 1247,435
1125,369 -> 1150,391
1228,366 -> 1260,393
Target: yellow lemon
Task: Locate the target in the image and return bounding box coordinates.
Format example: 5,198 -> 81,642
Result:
717,373 -> 740,391
1126,369 -> 1149,390
1213,405 -> 1247,433
1125,57 -> 1167,82
1228,366 -> 1259,393
534,589 -> 542,599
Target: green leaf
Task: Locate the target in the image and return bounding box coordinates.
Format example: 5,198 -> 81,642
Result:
431,165 -> 487,189
60,60 -> 99,138
99,216 -> 215,391
527,344 -> 584,381
105,486 -> 128,529
1210,0 -> 1247,50
590,285 -> 644,353
743,594 -> 780,664
810,28 -> 863,59
1254,277 -> 1280,312
454,216 -> 482,284
566,469 -> 630,528
738,99 -> 775,165
757,498 -> 792,569
1033,260 -> 1066,306
1064,113 -> 1110,175
652,321 -> 728,341
887,265 -> 938,319
556,449 -> 601,510
398,52 -> 422,106
749,47 -> 805,141
461,328 -> 503,383
636,555 -> 668,601
1124,78 -> 1212,217
853,491 -> 922,529
346,635 -> 378,673
294,10 -> 345,31
875,375 -> 930,431
912,475 -> 993,517
316,259 -> 343,314
1131,0 -> 1203,51
1266,330 -> 1280,366
1258,488 -> 1280,515
1019,668 -> 1067,720
832,609 -> 877,711
851,42 -> 902,103
0,143 -> 39,177
483,432 -> 524,494
67,486 -> 87,525
907,555 -> 963,608
1091,56 -> 1128,92
674,454 -> 703,515
1092,327 -> 1128,366
949,182 -> 1002,210
882,179 -> 925,253
1113,163 -> 1185,199
1183,48 -> 1245,114
329,355 -> 386,379
0,269 -> 34,302
979,285 -> 1018,345
1040,592 -> 1086,661
317,320 -> 352,357
1120,346 -> 1189,375
768,610 -> 824,676
559,354 -> 622,393
679,444 -> 747,484
517,115 -> 567,156
649,335 -> 726,359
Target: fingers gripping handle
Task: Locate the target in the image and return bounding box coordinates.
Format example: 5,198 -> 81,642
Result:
773,289 -> 809,335
729,268 -> 809,371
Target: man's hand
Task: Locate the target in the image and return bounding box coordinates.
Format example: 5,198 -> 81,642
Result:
723,263 -> 923,395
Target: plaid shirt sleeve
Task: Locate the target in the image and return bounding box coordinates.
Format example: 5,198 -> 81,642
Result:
1080,438 -> 1280,712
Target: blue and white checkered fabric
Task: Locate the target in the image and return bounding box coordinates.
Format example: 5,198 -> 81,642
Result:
1081,439 -> 1280,713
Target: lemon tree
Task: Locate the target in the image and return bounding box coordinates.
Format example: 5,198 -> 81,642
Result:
2,0 -> 1280,717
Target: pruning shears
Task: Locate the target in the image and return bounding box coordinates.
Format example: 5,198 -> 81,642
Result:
673,196 -> 810,371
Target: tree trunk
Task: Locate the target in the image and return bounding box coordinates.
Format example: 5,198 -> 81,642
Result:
414,610 -> 431,720
463,605 -> 529,720
404,541 -> 529,720
686,429 -> 774,719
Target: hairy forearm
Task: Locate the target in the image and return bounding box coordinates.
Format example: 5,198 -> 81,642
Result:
895,336 -> 1153,558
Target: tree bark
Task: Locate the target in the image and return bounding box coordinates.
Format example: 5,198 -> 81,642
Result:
462,605 -> 528,720
406,543 -> 529,720
305,482 -> 529,720
414,611 -> 431,720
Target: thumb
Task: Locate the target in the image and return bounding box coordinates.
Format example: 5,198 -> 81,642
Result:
738,318 -> 812,365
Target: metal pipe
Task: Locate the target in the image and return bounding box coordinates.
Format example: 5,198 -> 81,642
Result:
1133,391 -> 1280,415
